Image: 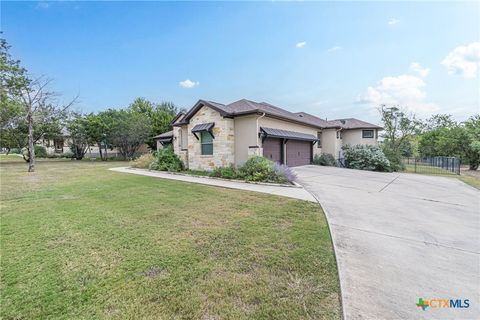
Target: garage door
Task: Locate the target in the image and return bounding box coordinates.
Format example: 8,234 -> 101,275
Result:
263,138 -> 282,163
286,140 -> 312,167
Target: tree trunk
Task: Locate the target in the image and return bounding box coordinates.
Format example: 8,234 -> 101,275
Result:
5,148 -> 10,155
97,142 -> 103,160
27,111 -> 36,172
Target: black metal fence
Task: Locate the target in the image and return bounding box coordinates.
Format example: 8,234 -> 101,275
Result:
403,157 -> 460,175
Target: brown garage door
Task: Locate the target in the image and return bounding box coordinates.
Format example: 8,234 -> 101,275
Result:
286,140 -> 312,167
262,138 -> 282,163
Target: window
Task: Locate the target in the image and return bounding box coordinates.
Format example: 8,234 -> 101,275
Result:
362,129 -> 374,138
317,132 -> 322,148
200,131 -> 213,155
336,131 -> 342,139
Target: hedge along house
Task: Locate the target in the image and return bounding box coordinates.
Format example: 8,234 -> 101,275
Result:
163,99 -> 381,170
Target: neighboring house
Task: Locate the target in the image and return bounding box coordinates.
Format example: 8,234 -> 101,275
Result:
160,99 -> 381,170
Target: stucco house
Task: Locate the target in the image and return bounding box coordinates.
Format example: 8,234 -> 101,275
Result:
154,99 -> 381,170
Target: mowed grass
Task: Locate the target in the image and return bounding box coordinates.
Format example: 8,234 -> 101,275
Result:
404,164 -> 480,190
0,161 -> 340,319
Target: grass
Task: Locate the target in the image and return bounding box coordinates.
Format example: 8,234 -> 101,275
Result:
0,161 -> 341,319
403,164 -> 480,190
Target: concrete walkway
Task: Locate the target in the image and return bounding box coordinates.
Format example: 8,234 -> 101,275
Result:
109,167 -> 316,202
295,165 -> 480,320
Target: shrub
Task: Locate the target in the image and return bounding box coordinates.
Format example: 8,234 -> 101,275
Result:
240,156 -> 289,183
150,146 -> 184,172
60,151 -> 74,159
34,145 -> 48,158
272,162 -> 297,182
380,145 -> 405,172
10,148 -> 20,154
342,144 -> 391,172
130,153 -> 155,169
211,164 -> 243,179
313,153 -> 336,166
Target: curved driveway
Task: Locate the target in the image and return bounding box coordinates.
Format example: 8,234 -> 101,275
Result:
295,166 -> 479,320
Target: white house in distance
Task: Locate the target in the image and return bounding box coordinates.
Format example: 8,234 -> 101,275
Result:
154,99 -> 382,170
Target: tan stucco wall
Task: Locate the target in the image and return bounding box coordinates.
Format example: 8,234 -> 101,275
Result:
233,115 -> 259,166
320,129 -> 341,158
186,106 -> 235,170
341,129 -> 378,147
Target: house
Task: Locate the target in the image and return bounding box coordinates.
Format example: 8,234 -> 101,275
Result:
160,99 -> 381,170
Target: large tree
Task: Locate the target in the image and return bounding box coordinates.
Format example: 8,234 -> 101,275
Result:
129,98 -> 178,149
108,108 -> 151,160
1,36 -> 73,171
379,105 -> 420,170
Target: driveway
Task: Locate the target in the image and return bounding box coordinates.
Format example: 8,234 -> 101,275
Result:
295,166 -> 479,320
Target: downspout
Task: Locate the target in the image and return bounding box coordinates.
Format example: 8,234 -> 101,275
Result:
256,112 -> 266,146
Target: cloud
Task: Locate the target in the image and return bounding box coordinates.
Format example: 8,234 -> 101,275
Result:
35,1 -> 51,9
441,42 -> 480,78
388,18 -> 400,25
179,79 -> 199,89
327,46 -> 342,52
357,74 -> 438,114
409,62 -> 430,77
296,41 -> 306,48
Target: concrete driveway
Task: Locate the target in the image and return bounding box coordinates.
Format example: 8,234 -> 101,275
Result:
295,166 -> 479,320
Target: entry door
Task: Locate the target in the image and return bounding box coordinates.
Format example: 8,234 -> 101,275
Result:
286,140 -> 312,167
262,138 -> 282,163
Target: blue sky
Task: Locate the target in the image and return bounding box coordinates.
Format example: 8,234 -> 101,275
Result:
2,1 -> 479,124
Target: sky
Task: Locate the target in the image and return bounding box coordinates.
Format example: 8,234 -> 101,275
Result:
1,1 -> 479,124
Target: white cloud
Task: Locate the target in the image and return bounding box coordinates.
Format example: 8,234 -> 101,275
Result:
327,46 -> 342,52
357,74 -> 438,114
35,1 -> 51,9
179,79 -> 199,89
388,18 -> 400,25
441,42 -> 480,78
409,62 -> 430,77
296,41 -> 306,48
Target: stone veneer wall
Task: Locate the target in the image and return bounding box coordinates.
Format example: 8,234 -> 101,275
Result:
173,126 -> 188,166
186,106 -> 235,170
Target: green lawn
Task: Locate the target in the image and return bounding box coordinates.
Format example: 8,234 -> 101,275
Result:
0,161 -> 340,319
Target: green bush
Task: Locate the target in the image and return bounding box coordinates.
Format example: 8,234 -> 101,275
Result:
240,156 -> 288,183
130,153 -> 155,169
313,153 -> 336,166
380,146 -> 405,172
211,164 -> 243,179
34,145 -> 48,158
150,146 -> 184,172
9,148 -> 20,154
342,144 -> 391,172
60,152 -> 74,159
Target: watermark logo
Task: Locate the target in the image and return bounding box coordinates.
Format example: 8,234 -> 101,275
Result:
416,298 -> 470,311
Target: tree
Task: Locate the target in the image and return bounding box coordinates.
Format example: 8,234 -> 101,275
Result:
379,105 -> 420,171
67,113 -> 90,160
109,109 -> 151,160
1,36 -> 73,171
84,113 -> 110,160
129,98 -> 178,149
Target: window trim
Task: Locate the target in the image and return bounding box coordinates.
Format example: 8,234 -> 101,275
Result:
200,131 -> 213,155
362,129 -> 375,139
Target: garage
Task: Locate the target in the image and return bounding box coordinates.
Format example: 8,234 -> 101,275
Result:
286,140 -> 312,167
262,138 -> 282,163
260,127 -> 317,167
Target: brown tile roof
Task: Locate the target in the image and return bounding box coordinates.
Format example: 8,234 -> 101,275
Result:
177,99 -> 381,130
327,118 -> 382,130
